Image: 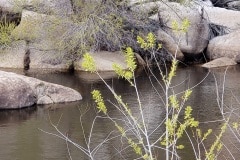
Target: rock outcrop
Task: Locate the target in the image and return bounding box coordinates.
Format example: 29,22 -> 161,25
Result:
11,10 -> 74,71
0,71 -> 82,109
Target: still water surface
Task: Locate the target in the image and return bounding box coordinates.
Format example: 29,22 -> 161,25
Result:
1,66 -> 240,160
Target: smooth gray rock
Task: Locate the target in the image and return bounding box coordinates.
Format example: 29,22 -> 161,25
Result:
130,1 -> 162,13
207,30 -> 240,60
132,1 -> 209,55
203,6 -> 240,31
0,75 -> 36,109
33,81 -> 82,105
75,51 -> 146,81
158,2 -> 209,55
157,29 -> 184,60
28,49 -> 72,71
0,0 -> 13,12
12,10 -> 70,47
0,0 -> 73,15
198,0 -> 213,7
37,96 -> 53,105
0,71 -> 82,109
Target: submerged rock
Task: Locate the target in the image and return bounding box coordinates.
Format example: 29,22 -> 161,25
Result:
74,51 -> 129,72
75,50 -> 146,71
202,57 -> 237,68
74,51 -> 146,81
0,71 -> 82,109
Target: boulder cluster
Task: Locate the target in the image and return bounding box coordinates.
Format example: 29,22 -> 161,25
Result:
134,0 -> 240,68
1,0 -> 240,69
1,0 -> 240,108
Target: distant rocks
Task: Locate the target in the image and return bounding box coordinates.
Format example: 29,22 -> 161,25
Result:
210,0 -> 240,10
0,71 -> 82,109
203,6 -> 240,31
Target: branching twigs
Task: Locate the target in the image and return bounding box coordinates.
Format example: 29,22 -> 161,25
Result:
39,111 -> 121,159
40,11 -> 240,159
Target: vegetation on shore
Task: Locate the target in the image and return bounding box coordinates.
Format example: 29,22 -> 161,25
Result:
0,20 -> 16,47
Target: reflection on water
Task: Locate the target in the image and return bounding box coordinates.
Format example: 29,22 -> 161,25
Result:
0,66 -> 240,159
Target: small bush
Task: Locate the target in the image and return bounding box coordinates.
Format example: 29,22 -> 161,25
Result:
0,21 -> 16,46
58,1 -> 160,58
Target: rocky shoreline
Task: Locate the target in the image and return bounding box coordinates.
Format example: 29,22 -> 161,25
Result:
1,0 -> 240,70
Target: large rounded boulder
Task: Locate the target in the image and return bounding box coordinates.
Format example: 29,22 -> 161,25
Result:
207,30 -> 240,60
158,2 -> 209,55
0,75 -> 36,109
0,71 -> 82,109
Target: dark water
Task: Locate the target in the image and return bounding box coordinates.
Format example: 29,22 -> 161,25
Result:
1,66 -> 240,160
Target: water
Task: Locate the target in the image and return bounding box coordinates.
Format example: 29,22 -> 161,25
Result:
0,66 -> 240,160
